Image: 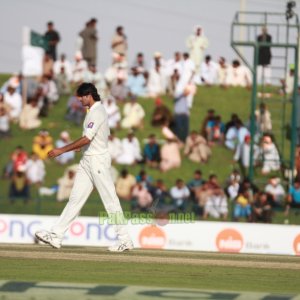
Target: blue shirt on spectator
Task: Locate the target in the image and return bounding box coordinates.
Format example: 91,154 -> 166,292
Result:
127,74 -> 146,96
289,186 -> 300,204
143,143 -> 160,162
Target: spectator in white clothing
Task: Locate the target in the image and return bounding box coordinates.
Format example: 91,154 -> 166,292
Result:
72,51 -> 88,84
4,85 -> 22,122
261,135 -> 280,174
108,130 -> 122,163
170,179 -> 190,211
200,55 -> 218,86
204,188 -> 228,220
217,57 -> 228,88
103,96 -> 121,129
226,60 -> 252,88
25,152 -> 45,185
55,131 -> 75,165
53,54 -> 72,81
147,63 -> 167,98
264,176 -> 285,207
121,95 -> 145,129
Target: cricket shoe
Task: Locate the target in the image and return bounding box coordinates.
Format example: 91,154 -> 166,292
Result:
35,230 -> 62,249
108,240 -> 134,252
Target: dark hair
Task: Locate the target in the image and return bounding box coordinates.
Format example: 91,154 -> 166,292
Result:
76,83 -> 101,102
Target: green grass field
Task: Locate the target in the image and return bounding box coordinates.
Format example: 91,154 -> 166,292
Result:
0,74 -> 297,224
0,244 -> 299,300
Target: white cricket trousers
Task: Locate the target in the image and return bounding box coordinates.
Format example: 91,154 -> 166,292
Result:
51,153 -> 130,241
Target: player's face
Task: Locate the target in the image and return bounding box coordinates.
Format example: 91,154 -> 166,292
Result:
77,95 -> 92,107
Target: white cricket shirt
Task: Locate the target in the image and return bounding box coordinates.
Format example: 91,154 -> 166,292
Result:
82,101 -> 110,156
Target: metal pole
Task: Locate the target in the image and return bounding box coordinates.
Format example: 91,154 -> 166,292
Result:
249,45 -> 258,182
290,46 -> 299,183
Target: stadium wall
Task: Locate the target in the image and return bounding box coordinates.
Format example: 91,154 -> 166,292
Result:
0,214 -> 300,256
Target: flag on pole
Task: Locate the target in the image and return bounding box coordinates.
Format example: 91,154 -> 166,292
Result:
22,27 -> 48,76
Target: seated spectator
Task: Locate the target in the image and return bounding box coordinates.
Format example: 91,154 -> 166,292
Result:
143,134 -> 160,168
53,53 -> 72,81
252,192 -> 273,223
19,98 -> 41,130
187,170 -> 205,193
136,170 -> 153,189
32,130 -> 54,160
147,63 -> 167,98
126,67 -> 146,97
4,85 -> 22,122
105,53 -> 128,87
226,59 -> 252,88
224,113 -> 239,134
132,182 -> 153,211
0,106 -> 10,138
264,176 -> 285,208
200,109 -> 215,139
160,121 -> 182,172
200,55 -> 218,86
108,130 -> 122,163
9,165 -> 30,204
151,97 -> 173,127
115,169 -> 136,200
25,152 -> 45,185
234,191 -> 252,221
65,95 -> 85,126
227,169 -> 242,184
83,64 -> 107,97
39,74 -> 59,106
55,67 -> 71,95
203,188 -> 228,220
72,51 -> 88,84
132,52 -> 147,74
55,131 -> 75,165
261,135 -> 280,174
280,65 -> 295,95
116,130 -> 142,165
285,180 -> 300,216
227,178 -> 240,201
121,95 -> 145,129
217,57 -> 228,88
57,165 -> 78,202
5,146 -> 28,178
110,74 -> 129,101
170,179 -> 190,211
150,179 -> 169,208
184,130 -> 211,163
255,103 -> 272,133
166,52 -> 183,78
210,116 -> 225,144
103,96 -> 121,129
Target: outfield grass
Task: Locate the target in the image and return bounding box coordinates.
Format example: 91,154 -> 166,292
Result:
0,245 -> 300,294
0,74 -> 297,224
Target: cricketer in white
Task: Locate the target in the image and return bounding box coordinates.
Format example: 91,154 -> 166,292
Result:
35,83 -> 133,252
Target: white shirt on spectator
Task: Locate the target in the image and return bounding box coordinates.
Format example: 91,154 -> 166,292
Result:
200,60 -> 218,85
116,137 -> 142,165
25,159 -> 45,184
54,59 -> 72,81
108,136 -> 123,161
4,91 -> 22,119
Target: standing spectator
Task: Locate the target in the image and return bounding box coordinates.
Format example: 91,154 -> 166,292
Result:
80,18 -> 98,66
264,176 -> 285,207
116,169 -> 136,201
55,131 -> 75,165
257,26 -> 272,85
19,98 -> 41,130
147,63 -> 167,98
121,95 -> 145,129
56,165 -> 77,202
173,86 -> 190,142
44,21 -> 60,61
143,134 -> 160,168
132,52 -> 147,73
184,130 -> 211,163
186,26 -> 209,71
111,26 -> 128,57
55,67 -> 71,95
204,188 -> 228,220
103,96 -> 121,129
25,152 -> 45,185
32,130 -> 54,160
42,53 -> 54,77
170,179 -> 190,212
252,192 -> 273,223
166,52 -> 183,77
4,85 -> 22,122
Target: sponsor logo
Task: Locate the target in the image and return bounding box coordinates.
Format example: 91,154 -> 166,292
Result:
293,234 -> 300,255
138,225 -> 166,249
87,122 -> 94,128
216,228 -> 243,253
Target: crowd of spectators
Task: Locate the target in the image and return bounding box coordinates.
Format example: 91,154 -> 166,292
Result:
1,20 -> 300,224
